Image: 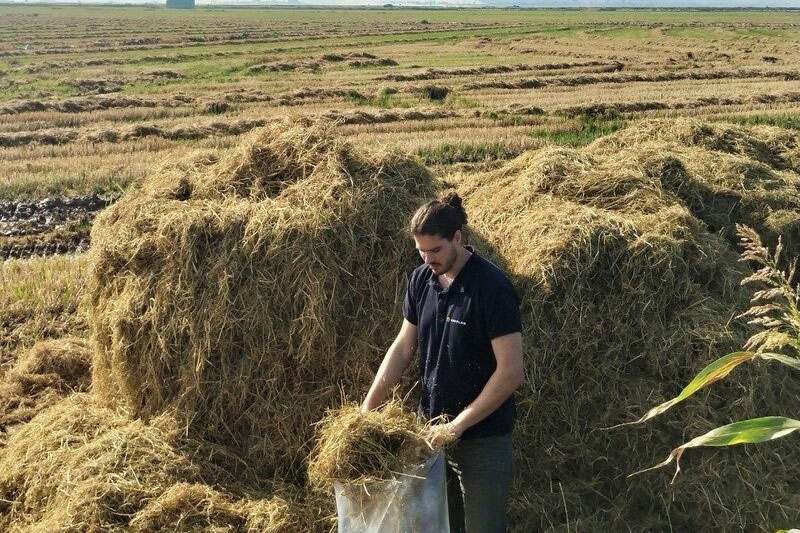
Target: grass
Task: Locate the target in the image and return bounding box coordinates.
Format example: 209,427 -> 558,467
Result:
733,28 -> 789,38
713,113 -> 800,131
417,141 -> 523,164
529,116 -> 624,147
664,26 -> 720,39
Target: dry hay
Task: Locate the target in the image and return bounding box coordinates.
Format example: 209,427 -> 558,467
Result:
0,337 -> 91,445
463,67 -> 800,90
416,85 -> 450,101
0,394 -> 304,533
275,87 -> 365,106
558,91 -> 800,119
347,58 -> 398,68
0,94 -> 193,115
590,119 -> 800,251
307,400 -> 448,490
5,116 -> 799,531
320,107 -> 457,126
454,117 -> 800,530
0,119 -> 269,148
321,52 -> 378,62
59,77 -> 125,95
247,60 -> 321,74
375,60 -> 619,82
88,117 -> 434,482
129,483 -> 296,533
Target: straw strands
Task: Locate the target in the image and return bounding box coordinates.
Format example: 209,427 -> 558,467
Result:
1,117 -> 798,531
88,117 -> 435,481
456,117 -> 800,530
0,394 -> 302,532
0,336 -> 91,446
308,400 -> 449,490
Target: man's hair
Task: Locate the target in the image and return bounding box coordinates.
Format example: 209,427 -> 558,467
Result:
409,192 -> 467,240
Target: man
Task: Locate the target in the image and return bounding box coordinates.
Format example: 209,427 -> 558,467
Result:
360,192 -> 525,533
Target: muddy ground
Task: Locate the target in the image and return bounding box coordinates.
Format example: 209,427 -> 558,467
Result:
0,193 -> 113,259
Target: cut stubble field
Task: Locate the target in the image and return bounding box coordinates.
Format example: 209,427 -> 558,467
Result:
0,6 -> 800,532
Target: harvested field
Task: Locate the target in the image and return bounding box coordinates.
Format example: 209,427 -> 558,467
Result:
1,6 -> 800,532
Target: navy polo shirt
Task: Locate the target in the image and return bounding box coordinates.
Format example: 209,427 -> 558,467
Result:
402,247 -> 522,439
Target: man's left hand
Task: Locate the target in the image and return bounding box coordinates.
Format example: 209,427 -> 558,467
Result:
426,421 -> 463,450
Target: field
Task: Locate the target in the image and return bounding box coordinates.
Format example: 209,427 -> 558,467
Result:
1,6 -> 800,532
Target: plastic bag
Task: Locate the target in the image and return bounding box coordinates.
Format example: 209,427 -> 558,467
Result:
334,451 -> 450,533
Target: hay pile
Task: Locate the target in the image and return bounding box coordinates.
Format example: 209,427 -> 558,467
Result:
0,394 -> 300,532
0,336 -> 91,445
308,400 -> 444,490
455,118 -> 800,530
88,117 -> 434,482
2,116 -> 799,531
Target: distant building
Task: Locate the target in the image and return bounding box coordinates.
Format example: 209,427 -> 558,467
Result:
166,0 -> 195,8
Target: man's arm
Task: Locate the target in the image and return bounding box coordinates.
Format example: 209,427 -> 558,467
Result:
360,319 -> 418,413
431,332 -> 524,443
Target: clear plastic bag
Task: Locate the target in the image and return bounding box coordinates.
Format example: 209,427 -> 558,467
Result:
334,451 -> 450,533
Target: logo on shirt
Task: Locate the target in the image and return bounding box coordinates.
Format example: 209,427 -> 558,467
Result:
446,316 -> 467,326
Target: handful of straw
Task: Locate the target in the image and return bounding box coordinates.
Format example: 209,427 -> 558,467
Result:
307,400 -> 453,490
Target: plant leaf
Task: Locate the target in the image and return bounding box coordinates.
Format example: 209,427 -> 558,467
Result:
607,351 -> 756,429
759,352 -> 800,371
630,417 -> 800,483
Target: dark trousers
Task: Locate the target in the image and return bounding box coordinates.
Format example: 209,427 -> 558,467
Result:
445,433 -> 513,533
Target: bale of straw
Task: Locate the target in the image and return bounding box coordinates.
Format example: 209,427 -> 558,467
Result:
454,118 -> 800,530
0,336 -> 91,445
88,118 -> 434,481
308,400 -> 447,490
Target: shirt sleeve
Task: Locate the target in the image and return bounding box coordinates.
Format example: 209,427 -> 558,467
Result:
482,280 -> 522,340
402,273 -> 418,326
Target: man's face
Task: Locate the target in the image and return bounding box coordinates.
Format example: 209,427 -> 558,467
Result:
413,231 -> 460,276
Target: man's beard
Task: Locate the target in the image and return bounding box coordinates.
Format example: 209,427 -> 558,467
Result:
429,246 -> 458,276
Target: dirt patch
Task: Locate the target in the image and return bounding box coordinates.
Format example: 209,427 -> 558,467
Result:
0,194 -> 111,259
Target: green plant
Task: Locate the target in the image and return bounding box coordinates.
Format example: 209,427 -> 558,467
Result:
619,225 -> 800,482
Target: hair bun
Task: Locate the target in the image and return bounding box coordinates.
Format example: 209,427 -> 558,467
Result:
441,192 -> 461,209
440,192 -> 466,225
